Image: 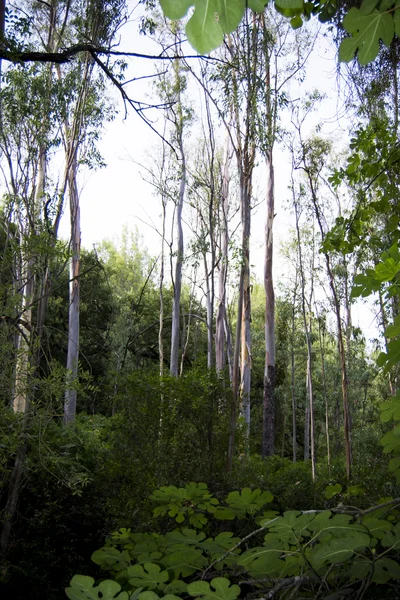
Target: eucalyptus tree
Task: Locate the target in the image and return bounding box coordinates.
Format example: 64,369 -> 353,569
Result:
0,0 -> 127,555
152,19 -> 191,377
296,135 -> 353,478
293,193 -> 317,478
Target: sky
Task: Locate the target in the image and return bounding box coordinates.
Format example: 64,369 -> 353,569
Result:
57,6 -> 381,344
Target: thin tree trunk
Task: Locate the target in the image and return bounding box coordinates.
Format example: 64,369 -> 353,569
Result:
216,136 -> 231,373
307,172 -> 352,478
159,198 -> 166,377
263,150 -> 275,457
240,182 -> 252,442
64,158 -> 80,424
180,267 -> 196,376
291,282 -> 297,463
317,313 -> 330,470
169,59 -> 185,377
294,200 -> 316,478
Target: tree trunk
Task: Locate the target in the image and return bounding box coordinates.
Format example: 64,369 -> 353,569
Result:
317,313 -> 330,470
64,158 -> 80,424
216,137 -> 231,373
294,200 -> 316,478
240,183 -> 252,441
263,150 -> 275,457
307,172 -> 352,478
291,283 -> 297,463
169,58 -> 186,377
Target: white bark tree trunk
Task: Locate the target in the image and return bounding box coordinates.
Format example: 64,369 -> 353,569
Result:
263,151 -> 275,456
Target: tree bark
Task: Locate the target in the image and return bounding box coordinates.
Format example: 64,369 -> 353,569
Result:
216,136 -> 231,373
263,150 -> 275,457
169,56 -> 186,377
64,158 -> 80,424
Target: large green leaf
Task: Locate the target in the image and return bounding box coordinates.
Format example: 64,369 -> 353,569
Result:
159,0 -> 193,20
126,563 -> 169,590
164,548 -> 207,577
187,577 -> 240,600
382,522 -> 400,549
66,576 -> 129,600
186,1 -> 225,54
362,517 -> 392,540
381,426 -> 400,454
266,510 -> 315,543
385,314 -> 400,338
247,0 -> 267,10
308,532 -> 370,568
216,0 -> 246,32
340,7 -> 395,64
380,391 -> 400,423
165,529 -> 206,546
217,488 -> 273,519
325,484 -> 342,499
199,532 -> 241,568
275,0 -> 303,9
377,338 -> 400,371
372,557 -> 400,583
91,547 -> 131,572
238,546 -> 292,578
138,594 -> 181,600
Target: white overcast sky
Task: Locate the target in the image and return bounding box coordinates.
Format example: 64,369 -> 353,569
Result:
57,7 -> 381,343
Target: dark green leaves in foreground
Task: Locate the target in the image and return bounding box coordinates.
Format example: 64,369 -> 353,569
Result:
67,482 -> 400,599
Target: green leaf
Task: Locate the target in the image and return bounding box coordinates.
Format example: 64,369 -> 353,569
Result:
222,488 -> 273,518
290,15 -> 303,28
340,7 -> 395,64
384,314 -> 400,338
138,595 -> 182,600
372,557 -> 400,583
186,2 -> 224,54
127,563 -> 169,590
382,522 -> 400,549
187,577 -> 240,600
238,546 -> 290,578
362,517 -> 392,539
164,548 -> 207,577
351,273 -> 379,298
66,576 -> 129,600
247,0 -> 266,11
165,529 -> 206,546
159,0 -> 193,20
325,484 -> 342,499
138,594 -> 159,600
350,557 -> 372,581
216,0 -> 246,32
377,338 -> 400,371
91,547 -> 130,571
360,0 -> 379,14
275,0 -> 304,10
374,257 -> 400,281
381,426 -> 400,454
308,532 -> 370,568
395,2 -> 400,36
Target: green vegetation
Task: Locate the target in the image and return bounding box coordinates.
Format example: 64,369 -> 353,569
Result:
0,1 -> 399,599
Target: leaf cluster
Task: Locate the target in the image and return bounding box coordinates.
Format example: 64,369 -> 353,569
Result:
66,482 -> 400,599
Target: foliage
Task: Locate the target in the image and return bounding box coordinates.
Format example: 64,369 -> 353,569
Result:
67,482 -> 400,599
157,0 -> 400,65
